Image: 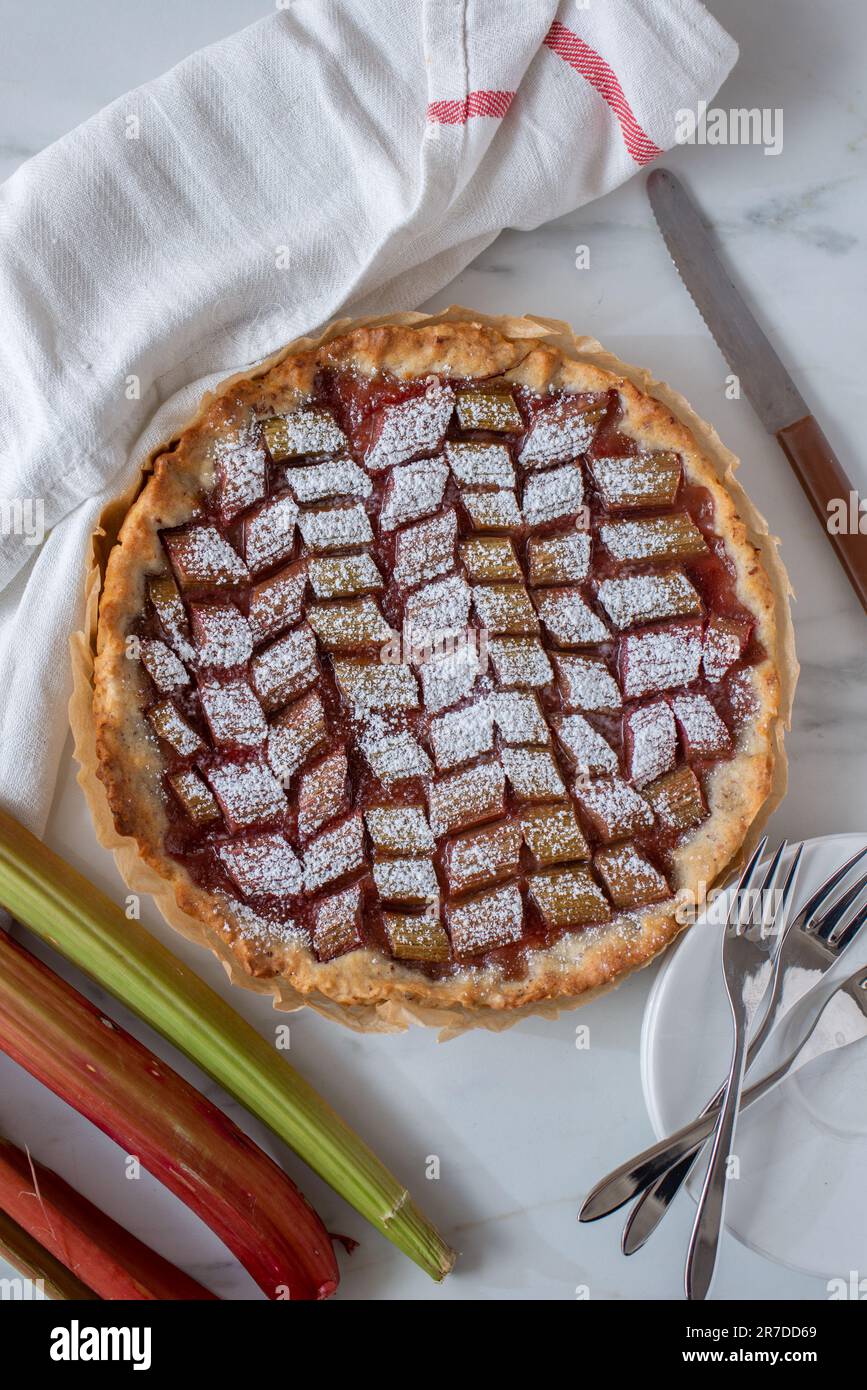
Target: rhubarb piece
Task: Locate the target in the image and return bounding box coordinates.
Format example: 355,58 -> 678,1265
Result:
394,509 -> 457,587
443,818 -> 522,895
427,760 -> 506,837
303,814 -> 366,893
334,658 -> 419,712
447,882 -> 524,959
139,637 -> 190,694
311,884 -> 364,961
527,529 -> 591,585
189,601 -> 254,669
168,769 -> 222,826
445,441 -> 515,488
0,930 -> 338,1301
472,583 -> 539,635
307,596 -> 393,650
597,570 -> 702,631
488,690 -> 550,745
723,667 -> 760,729
527,865 -> 611,927
287,458 -> 372,503
162,523 -> 249,591
251,624 -> 319,710
205,757 -> 287,830
619,620 -> 703,699
643,766 -> 707,831
534,588 -> 610,647
262,405 -> 347,461
297,750 -> 349,839
218,833 -> 302,898
380,456 -> 449,531
364,805 -> 434,855
593,843 -> 670,909
554,714 -> 618,775
264,408 -> 346,460
242,493 -> 298,574
670,693 -> 733,759
308,552 -> 383,599
518,397 -> 605,468
600,514 -> 707,564
383,912 -> 451,963
147,699 -> 206,757
0,1134 -> 216,1301
213,426 -> 268,521
0,1208 -> 98,1301
489,637 -> 553,689
623,700 -> 678,786
501,747 -> 566,802
359,716 -> 432,784
418,645 -> 481,713
148,573 -> 195,663
573,775 -> 654,843
267,691 -> 328,782
373,857 -> 439,907
589,451 -> 681,511
520,803 -> 589,866
703,614 -> 751,683
429,698 -> 493,770
455,388 -> 523,432
0,808 -> 455,1281
404,574 -> 472,645
522,463 -> 584,525
365,382 -> 454,470
459,536 -> 523,582
297,502 -> 374,553
461,489 -> 522,532
553,654 -> 622,713
248,561 -> 308,643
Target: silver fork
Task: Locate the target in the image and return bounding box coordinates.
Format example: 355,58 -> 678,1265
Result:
620,843 -> 867,1254
580,843 -> 867,1225
684,841 -> 796,1299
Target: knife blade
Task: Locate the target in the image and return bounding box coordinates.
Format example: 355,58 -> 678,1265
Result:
646,167 -> 867,615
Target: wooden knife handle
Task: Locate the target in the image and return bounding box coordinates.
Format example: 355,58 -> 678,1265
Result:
776,413 -> 867,615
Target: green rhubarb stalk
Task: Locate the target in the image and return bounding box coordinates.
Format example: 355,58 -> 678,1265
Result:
0,808 -> 455,1281
0,1208 -> 99,1301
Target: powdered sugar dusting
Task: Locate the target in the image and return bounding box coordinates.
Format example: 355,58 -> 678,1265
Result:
199,675 -> 267,748
380,456 -> 449,531
624,700 -> 677,786
555,714 -> 618,775
139,638 -> 190,693
597,571 -> 701,630
448,882 -> 524,957
218,833 -> 302,897
429,699 -> 493,769
620,622 -> 703,699
445,442 -> 515,489
287,457 -> 372,503
535,588 -> 609,646
303,814 -> 366,892
365,381 -> 454,470
297,503 -> 374,553
359,715 -> 432,784
522,463 -> 584,525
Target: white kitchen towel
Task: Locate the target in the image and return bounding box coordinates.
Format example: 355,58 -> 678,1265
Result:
0,0 -> 737,834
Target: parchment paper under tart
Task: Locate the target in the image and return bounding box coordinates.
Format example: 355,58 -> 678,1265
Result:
70,307 -> 798,1039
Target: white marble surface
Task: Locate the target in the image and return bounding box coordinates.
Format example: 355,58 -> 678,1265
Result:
0,0 -> 865,1301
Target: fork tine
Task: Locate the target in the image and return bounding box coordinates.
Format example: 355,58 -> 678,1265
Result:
744,839 -> 787,935
767,842 -> 804,936
815,868 -> 867,941
831,899 -> 867,955
730,836 -> 769,932
796,845 -> 867,931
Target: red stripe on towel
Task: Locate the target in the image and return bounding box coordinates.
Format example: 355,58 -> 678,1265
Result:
543,20 -> 662,165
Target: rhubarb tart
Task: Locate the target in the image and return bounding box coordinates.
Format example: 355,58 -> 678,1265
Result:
93,318 -> 785,1015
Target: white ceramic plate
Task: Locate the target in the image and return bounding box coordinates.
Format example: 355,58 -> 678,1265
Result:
641,832 -> 867,1283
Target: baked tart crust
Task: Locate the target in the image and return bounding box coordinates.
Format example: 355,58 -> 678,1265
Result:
91,315 -> 788,1018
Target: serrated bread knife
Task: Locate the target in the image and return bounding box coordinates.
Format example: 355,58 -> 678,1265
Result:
646,168 -> 867,615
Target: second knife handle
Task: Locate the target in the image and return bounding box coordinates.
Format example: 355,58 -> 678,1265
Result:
776,413 -> 867,615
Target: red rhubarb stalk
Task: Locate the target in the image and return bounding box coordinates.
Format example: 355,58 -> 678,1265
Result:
0,1134 -> 218,1300
0,930 -> 339,1300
